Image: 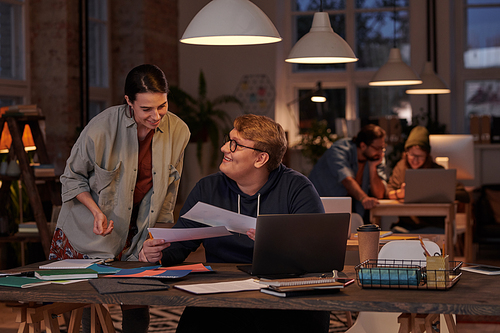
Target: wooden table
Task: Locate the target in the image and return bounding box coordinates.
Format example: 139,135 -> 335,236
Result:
1,261 -> 500,314
370,200 -> 456,260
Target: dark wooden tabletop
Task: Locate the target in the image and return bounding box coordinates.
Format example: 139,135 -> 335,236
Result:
1,261 -> 499,316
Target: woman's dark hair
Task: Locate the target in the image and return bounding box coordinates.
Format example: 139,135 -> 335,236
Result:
353,124 -> 386,147
124,64 -> 168,103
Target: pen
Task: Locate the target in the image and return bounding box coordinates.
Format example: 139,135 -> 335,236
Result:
149,231 -> 162,265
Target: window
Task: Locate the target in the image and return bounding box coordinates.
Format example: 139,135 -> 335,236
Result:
0,0 -> 28,106
0,1 -> 24,80
287,0 -> 413,138
456,0 -> 500,130
87,0 -> 110,121
464,0 -> 500,69
88,0 -> 109,88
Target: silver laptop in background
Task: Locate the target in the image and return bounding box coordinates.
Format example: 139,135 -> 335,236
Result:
404,169 -> 456,203
238,213 -> 351,278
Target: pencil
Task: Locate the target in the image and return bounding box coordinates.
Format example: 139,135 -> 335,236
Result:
148,231 -> 162,265
419,235 -> 431,257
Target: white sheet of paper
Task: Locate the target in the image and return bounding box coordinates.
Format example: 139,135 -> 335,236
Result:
174,278 -> 262,294
181,202 -> 256,234
38,259 -> 100,269
148,226 -> 231,243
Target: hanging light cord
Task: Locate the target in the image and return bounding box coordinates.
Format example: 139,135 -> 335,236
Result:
393,0 -> 397,48
320,0 -> 323,12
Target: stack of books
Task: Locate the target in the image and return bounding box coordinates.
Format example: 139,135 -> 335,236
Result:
259,275 -> 355,297
0,104 -> 41,117
17,222 -> 39,234
31,163 -> 55,177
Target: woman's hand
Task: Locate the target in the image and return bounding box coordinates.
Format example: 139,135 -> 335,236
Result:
140,238 -> 171,263
395,183 -> 406,201
93,211 -> 114,236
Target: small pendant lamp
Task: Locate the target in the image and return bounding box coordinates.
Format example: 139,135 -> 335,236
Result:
285,0 -> 357,64
369,1 -> 421,86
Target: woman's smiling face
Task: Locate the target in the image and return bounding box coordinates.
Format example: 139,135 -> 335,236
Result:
126,92 -> 168,132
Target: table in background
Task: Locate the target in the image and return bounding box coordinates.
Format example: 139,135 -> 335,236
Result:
370,200 -> 456,261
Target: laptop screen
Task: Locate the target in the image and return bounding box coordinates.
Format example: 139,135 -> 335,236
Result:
404,169 -> 456,203
239,213 -> 350,278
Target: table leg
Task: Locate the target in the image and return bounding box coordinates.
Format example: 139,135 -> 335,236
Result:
443,314 -> 457,333
91,304 -> 115,333
445,206 -> 455,261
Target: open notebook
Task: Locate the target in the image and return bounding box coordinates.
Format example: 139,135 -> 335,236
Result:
238,212 -> 350,278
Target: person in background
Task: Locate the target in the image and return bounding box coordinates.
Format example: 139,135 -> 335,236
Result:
308,124 -> 387,221
386,125 -> 468,233
142,114 -> 330,333
49,64 -> 190,333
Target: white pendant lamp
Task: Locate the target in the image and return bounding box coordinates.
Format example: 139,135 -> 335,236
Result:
180,0 -> 282,46
369,48 -> 422,86
286,12 -> 357,64
405,61 -> 450,94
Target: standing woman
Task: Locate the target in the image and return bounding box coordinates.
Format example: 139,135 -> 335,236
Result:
49,64 -> 190,332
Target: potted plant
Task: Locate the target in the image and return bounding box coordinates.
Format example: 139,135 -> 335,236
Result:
295,120 -> 338,166
169,70 -> 242,170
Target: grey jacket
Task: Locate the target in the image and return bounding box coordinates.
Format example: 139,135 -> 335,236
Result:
56,104 -> 190,260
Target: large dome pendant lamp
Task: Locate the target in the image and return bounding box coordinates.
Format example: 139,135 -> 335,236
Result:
180,0 -> 282,46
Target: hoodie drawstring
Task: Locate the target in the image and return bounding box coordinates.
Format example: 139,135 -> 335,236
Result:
237,193 -> 261,216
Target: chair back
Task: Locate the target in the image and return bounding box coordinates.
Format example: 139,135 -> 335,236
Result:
378,240 -> 441,266
321,197 -> 357,236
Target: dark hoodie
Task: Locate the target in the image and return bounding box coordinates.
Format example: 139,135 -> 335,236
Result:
161,164 -> 324,265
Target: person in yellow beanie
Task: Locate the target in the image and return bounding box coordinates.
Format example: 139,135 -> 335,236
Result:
387,126 -> 467,233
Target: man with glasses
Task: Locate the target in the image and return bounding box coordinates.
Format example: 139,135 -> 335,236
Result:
141,114 -> 330,332
309,124 -> 387,221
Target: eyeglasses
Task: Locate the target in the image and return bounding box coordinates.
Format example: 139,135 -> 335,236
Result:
407,153 -> 426,161
223,134 -> 266,153
369,144 -> 386,152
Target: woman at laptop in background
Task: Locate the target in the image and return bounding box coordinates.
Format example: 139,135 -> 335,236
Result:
386,126 -> 468,233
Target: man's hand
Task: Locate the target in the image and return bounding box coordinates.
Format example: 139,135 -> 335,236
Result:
93,212 -> 114,236
140,238 -> 171,263
361,196 -> 379,210
246,228 -> 256,241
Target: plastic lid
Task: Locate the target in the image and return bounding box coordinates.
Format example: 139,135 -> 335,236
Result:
357,224 -> 381,232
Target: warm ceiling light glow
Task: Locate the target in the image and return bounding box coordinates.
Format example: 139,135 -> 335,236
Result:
311,95 -> 327,103
180,0 -> 282,46
369,48 -> 422,86
286,12 -> 357,64
405,62 -> 451,94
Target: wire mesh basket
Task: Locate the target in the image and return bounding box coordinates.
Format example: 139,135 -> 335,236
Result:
355,259 -> 462,290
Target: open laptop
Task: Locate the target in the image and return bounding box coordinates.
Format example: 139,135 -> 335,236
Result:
404,169 -> 456,203
238,213 -> 351,278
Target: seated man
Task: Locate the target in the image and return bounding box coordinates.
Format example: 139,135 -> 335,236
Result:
309,124 -> 387,221
142,114 -> 330,333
